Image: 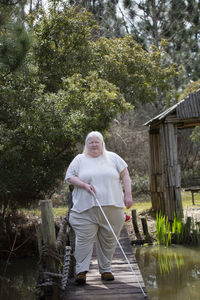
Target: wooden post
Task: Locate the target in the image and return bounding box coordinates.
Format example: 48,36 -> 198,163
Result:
36,223 -> 43,258
39,199 -> 60,300
141,218 -> 149,236
141,217 -> 153,244
185,216 -> 191,231
191,191 -> 195,205
131,210 -> 142,240
40,200 -> 57,248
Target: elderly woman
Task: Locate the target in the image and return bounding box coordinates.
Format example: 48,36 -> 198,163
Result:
65,131 -> 133,285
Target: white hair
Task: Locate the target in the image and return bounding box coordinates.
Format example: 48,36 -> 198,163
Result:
83,131 -> 107,157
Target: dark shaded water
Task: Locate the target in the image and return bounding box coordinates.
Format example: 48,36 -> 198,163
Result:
0,257 -> 38,300
134,245 -> 200,300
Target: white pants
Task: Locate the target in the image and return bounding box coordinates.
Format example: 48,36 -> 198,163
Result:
69,206 -> 125,275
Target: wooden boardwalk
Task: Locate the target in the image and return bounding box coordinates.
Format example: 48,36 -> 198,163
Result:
64,227 -> 148,299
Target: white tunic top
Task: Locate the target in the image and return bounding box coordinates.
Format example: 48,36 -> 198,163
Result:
65,151 -> 128,213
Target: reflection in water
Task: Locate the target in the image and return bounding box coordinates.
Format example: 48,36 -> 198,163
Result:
0,257 -> 38,300
158,248 -> 184,275
134,245 -> 200,300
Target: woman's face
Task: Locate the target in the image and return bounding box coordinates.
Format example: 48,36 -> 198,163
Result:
87,137 -> 103,157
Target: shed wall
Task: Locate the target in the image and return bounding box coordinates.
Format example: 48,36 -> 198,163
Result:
149,123 -> 182,220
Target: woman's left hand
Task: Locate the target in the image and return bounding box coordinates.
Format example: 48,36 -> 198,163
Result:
124,195 -> 133,209
121,168 -> 133,209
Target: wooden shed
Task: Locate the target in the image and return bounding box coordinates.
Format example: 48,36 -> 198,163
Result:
145,90 -> 200,220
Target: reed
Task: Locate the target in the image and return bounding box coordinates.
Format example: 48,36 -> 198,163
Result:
156,211 -> 171,246
156,211 -> 200,246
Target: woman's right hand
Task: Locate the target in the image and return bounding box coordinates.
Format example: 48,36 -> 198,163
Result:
68,177 -> 95,195
84,183 -> 96,195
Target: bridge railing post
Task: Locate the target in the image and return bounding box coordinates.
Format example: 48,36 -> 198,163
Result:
36,199 -> 61,300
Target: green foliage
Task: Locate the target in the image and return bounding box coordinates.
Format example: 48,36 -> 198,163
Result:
178,79 -> 200,101
156,211 -> 200,246
0,69 -> 72,208
0,0 -> 30,75
0,1 -> 179,211
32,5 -> 97,92
172,214 -> 184,244
68,0 -> 126,37
32,4 -> 178,102
57,72 -> 130,132
0,22 -> 30,74
191,126 -> 200,145
90,36 -> 179,105
0,66 -> 129,209
156,211 -> 171,247
123,0 -> 200,88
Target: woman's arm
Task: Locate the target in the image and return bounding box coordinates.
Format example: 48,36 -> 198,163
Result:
67,176 -> 96,194
120,168 -> 133,209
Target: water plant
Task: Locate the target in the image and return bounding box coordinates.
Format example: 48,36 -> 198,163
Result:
156,211 -> 200,247
172,213 -> 184,244
156,211 -> 171,246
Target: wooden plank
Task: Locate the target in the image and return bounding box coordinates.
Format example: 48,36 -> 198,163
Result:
83,275 -> 144,283
191,94 -> 199,117
66,295 -> 146,300
187,97 -> 193,117
67,288 -> 145,295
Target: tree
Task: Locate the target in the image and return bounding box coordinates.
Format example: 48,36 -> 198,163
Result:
0,1 -> 179,210
0,66 -> 129,210
0,0 -> 30,76
122,0 -> 200,92
90,36 -> 178,106
33,6 -> 96,92
67,0 -> 126,37
33,3 -> 178,105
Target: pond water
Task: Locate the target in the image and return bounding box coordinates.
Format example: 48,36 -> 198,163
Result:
134,245 -> 200,300
0,257 -> 38,300
2,246 -> 200,300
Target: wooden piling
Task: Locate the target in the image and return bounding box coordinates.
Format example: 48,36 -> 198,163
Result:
35,223 -> 43,258
141,217 -> 153,244
185,216 -> 192,232
131,209 -> 142,240
184,216 -> 192,243
40,199 -> 57,248
36,199 -> 61,300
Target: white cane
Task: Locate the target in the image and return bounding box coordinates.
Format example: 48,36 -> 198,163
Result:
91,191 -> 147,298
